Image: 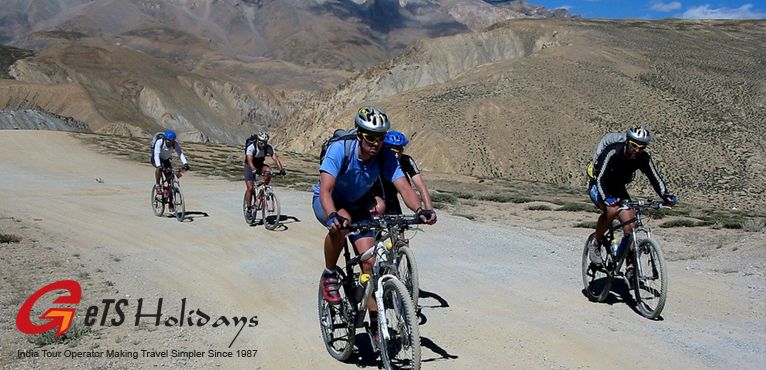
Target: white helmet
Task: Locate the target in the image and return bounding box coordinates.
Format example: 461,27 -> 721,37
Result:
354,106 -> 390,133
626,125 -> 651,145
256,131 -> 269,142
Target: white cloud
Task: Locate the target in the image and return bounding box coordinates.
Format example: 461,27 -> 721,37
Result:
650,1 -> 682,12
679,4 -> 766,19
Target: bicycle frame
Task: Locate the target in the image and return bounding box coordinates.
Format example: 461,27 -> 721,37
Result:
160,168 -> 181,200
342,215 -> 421,334
245,171 -> 283,228
604,201 -> 660,275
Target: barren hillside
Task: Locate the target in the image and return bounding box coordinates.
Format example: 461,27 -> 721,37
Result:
0,0 -> 568,143
0,43 -> 289,141
278,19 -> 766,210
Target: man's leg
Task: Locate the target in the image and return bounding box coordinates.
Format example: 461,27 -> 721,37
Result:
353,235 -> 379,342
320,207 -> 352,304
245,180 -> 254,208
618,208 -> 637,282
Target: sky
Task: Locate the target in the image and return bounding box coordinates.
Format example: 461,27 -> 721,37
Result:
526,1 -> 766,19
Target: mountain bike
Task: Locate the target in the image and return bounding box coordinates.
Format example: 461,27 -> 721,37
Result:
243,171 -> 282,230
318,215 -> 424,370
581,199 -> 670,319
151,167 -> 185,222
376,215 -> 421,305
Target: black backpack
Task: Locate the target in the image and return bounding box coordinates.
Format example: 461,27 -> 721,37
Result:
244,134 -> 259,153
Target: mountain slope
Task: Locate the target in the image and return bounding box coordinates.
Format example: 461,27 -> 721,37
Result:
278,19 -> 766,210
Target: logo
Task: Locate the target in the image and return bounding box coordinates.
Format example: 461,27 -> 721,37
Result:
16,280 -> 258,347
16,280 -> 82,337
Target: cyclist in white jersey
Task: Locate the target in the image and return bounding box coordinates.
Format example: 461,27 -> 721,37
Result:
152,129 -> 188,193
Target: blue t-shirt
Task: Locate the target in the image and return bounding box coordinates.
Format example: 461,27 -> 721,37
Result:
312,140 -> 404,205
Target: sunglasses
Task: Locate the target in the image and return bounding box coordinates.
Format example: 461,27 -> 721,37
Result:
360,132 -> 385,144
627,140 -> 647,151
389,146 -> 403,154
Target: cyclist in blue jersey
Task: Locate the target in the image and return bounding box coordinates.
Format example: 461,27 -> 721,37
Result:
312,107 -> 436,337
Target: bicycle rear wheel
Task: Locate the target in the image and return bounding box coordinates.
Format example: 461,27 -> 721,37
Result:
380,279 -> 420,370
263,191 -> 281,230
633,238 -> 668,319
317,270 -> 355,361
172,183 -> 185,222
397,246 -> 420,306
581,233 -> 612,302
151,185 -> 165,216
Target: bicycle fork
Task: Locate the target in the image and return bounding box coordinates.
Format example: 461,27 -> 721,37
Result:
375,274 -> 399,341
630,227 -> 652,283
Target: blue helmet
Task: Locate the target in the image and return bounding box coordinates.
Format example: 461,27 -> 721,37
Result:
164,129 -> 177,141
384,130 -> 408,147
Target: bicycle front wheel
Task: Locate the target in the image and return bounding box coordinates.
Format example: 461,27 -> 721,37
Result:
172,183 -> 185,222
581,233 -> 612,302
633,238 -> 668,319
397,246 -> 420,306
317,271 -> 355,361
151,185 -> 165,217
380,279 -> 420,370
263,191 -> 281,230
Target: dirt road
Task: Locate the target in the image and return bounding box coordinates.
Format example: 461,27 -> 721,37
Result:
1,131 -> 763,369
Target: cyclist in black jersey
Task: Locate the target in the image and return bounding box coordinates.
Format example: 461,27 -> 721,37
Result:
369,131 -> 436,223
587,126 -> 677,268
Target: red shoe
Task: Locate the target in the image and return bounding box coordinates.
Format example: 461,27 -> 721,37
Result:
321,272 -> 341,304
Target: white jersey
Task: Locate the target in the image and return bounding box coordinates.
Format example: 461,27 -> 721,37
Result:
245,143 -> 275,159
153,139 -> 188,165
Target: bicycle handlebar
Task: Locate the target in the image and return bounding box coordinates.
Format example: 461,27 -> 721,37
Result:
259,171 -> 285,177
346,214 -> 423,232
619,199 -> 670,210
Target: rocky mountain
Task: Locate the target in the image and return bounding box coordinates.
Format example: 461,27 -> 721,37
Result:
0,0 -> 568,142
4,2 -> 761,209
276,19 -> 766,209
1,0 -> 568,71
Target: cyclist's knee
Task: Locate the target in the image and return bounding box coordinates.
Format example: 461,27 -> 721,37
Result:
328,229 -> 345,243
361,259 -> 374,273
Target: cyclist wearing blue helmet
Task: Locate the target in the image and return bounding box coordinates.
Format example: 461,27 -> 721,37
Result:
152,129 -> 189,193
371,130 -> 436,220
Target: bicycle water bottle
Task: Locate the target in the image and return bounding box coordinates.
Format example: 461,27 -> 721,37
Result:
354,273 -> 369,302
376,241 -> 387,262
609,236 -> 620,256
616,235 -> 630,256
611,234 -> 630,257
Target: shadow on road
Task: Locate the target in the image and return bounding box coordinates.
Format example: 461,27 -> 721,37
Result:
416,289 -> 449,326
581,278 -> 665,321
176,210 -> 209,222
249,214 -> 301,231
416,289 -> 459,363
421,336 -> 459,363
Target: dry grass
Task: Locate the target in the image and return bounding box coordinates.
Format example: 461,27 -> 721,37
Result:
72,132 -> 764,236
0,233 -> 22,243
